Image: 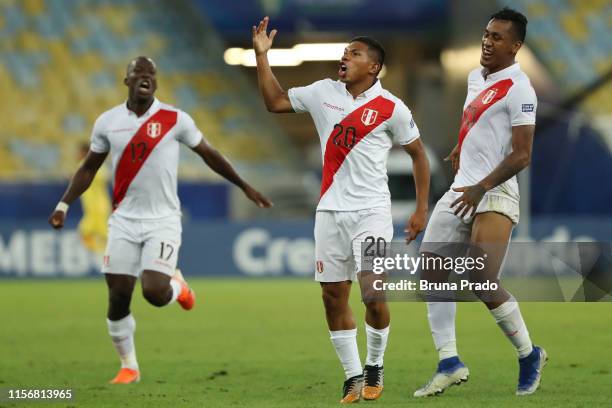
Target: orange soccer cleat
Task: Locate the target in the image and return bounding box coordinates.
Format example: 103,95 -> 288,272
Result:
361,365 -> 384,400
340,375 -> 364,404
173,269 -> 196,310
109,368 -> 140,384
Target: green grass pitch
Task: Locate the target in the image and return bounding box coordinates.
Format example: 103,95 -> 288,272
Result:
1,278 -> 611,407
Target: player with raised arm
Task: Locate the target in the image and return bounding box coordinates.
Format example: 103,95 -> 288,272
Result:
253,17 -> 430,403
48,56 -> 272,384
414,8 -> 546,397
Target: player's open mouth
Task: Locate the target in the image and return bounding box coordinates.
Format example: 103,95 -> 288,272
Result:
481,47 -> 493,58
138,80 -> 151,92
338,63 -> 347,78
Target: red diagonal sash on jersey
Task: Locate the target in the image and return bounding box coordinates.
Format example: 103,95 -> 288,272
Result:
457,78 -> 514,151
112,109 -> 178,210
320,95 -> 395,199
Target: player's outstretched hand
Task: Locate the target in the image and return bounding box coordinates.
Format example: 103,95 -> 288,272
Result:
48,210 -> 66,229
444,144 -> 460,174
451,184 -> 486,219
252,16 -> 277,56
405,209 -> 427,244
243,185 -> 273,209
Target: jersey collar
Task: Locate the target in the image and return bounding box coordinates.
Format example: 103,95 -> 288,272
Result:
124,97 -> 160,118
341,79 -> 382,100
481,62 -> 520,82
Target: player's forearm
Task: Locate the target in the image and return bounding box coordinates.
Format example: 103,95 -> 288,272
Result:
478,151 -> 530,191
201,148 -> 247,190
59,166 -> 97,204
411,152 -> 431,212
255,53 -> 288,112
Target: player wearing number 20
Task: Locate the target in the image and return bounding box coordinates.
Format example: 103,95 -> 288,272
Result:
253,17 -> 430,403
48,56 -> 272,384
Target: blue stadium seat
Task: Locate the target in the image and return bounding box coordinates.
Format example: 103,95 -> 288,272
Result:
0,0 -> 294,180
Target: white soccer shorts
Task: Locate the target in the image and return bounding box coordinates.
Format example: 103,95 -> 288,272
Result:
420,189 -> 518,258
101,213 -> 182,277
314,208 -> 393,282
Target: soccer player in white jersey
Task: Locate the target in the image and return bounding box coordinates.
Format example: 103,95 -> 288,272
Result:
48,56 -> 272,384
253,17 -> 430,403
414,8 -> 547,397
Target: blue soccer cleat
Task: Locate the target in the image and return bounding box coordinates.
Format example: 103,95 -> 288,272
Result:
413,356 -> 469,397
517,345 -> 548,396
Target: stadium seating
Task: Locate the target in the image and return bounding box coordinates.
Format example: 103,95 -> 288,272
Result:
0,0 -> 297,180
509,0 -> 611,115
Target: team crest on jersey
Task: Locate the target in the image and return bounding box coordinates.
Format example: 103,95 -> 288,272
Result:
481,88 -> 498,104
316,261 -> 324,273
361,109 -> 378,126
146,121 -> 162,138
103,255 -> 110,266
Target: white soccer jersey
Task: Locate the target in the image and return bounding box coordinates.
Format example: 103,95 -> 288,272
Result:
90,98 -> 203,220
452,63 -> 537,201
288,79 -> 420,211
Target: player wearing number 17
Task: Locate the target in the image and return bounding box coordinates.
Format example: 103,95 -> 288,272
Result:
48,56 -> 272,384
253,17 -> 430,403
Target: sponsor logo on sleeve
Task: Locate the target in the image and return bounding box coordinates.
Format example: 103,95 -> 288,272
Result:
522,103 -> 534,112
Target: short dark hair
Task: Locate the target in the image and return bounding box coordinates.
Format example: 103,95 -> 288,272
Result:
490,7 -> 528,42
349,36 -> 385,68
126,56 -> 156,75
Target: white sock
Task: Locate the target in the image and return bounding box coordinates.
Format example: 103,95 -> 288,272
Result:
330,329 -> 362,379
365,323 -> 389,367
427,302 -> 458,360
489,296 -> 533,358
438,340 -> 458,360
107,314 -> 139,370
168,279 -> 181,304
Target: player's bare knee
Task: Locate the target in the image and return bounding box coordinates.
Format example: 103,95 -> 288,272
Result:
108,286 -> 132,306
321,282 -> 351,307
364,300 -> 386,317
142,292 -> 166,307
472,288 -> 487,302
141,270 -> 172,307
321,287 -> 349,312
321,290 -> 341,310
107,288 -> 133,320
141,280 -> 170,307
141,285 -> 170,307
471,279 -> 491,301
